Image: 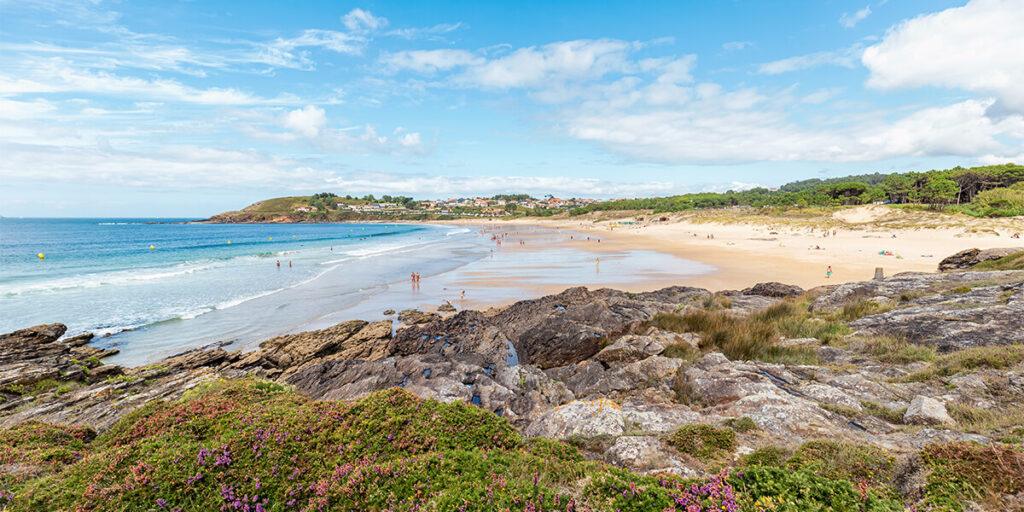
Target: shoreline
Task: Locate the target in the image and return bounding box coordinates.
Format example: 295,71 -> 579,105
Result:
439,206 -> 1024,291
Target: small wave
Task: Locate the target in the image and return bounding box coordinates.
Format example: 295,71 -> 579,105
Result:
2,261 -> 224,296
179,307 -> 213,320
344,240 -> 424,258
211,264 -> 341,311
445,227 -> 471,236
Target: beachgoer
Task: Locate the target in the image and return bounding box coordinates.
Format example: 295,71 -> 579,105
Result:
276,260 -> 280,268
288,261 -> 292,268
826,266 -> 833,279
411,272 -> 415,282
460,290 -> 465,301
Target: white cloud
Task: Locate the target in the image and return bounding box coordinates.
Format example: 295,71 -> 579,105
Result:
840,6 -> 872,28
565,96 -> 1023,164
380,49 -> 483,74
386,23 -> 462,39
758,45 -> 863,74
701,181 -> 765,193
0,140 -> 335,189
342,8 -> 388,32
263,29 -> 367,69
802,88 -> 843,104
323,173 -> 677,198
722,41 -> 753,51
0,62 -> 293,105
456,39 -> 639,89
0,98 -> 56,119
862,0 -> 1024,112
281,105 -> 327,138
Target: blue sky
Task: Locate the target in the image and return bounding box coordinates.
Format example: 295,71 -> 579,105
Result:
1,0 -> 1023,216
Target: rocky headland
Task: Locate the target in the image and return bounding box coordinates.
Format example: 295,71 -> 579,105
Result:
3,250 -> 1024,510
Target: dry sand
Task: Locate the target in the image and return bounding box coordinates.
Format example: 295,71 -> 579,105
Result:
448,206 -> 1024,291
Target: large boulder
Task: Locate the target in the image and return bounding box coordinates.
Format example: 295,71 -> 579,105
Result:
0,324 -> 115,388
229,320 -> 393,378
603,436 -> 678,471
903,396 -> 955,427
392,286 -> 710,369
939,247 -> 1024,271
397,309 -> 440,325
524,398 -> 626,439
594,335 -> 666,363
742,282 -> 805,298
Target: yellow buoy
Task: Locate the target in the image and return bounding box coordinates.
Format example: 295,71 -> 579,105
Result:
227,240 -> 231,244
38,253 -> 45,260
150,245 -> 155,250
269,237 -> 273,241
292,235 -> 296,238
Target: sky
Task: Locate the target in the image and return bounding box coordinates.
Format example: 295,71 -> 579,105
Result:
1,0 -> 1023,217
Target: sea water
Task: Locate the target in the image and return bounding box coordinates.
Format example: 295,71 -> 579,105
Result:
0,219 -> 481,364
1,219 -> 716,366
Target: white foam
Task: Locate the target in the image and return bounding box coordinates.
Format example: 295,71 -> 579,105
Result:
1,261 -> 225,296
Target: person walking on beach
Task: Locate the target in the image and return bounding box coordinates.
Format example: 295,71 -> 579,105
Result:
826,266 -> 833,279
276,260 -> 280,269
288,261 -> 292,268
460,290 -> 466,302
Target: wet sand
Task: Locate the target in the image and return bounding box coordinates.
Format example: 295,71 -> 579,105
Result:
297,224 -> 714,331
445,209 -> 1024,291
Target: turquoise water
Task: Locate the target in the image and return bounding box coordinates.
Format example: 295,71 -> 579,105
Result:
1,219 -> 716,365
0,219 -> 480,363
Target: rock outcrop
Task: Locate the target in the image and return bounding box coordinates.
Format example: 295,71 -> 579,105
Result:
741,281 -> 805,298
938,247 -> 1024,271
4,269 -> 1024,485
903,396 -> 955,427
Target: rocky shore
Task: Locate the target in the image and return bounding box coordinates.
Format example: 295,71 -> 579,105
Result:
3,254 -> 1024,510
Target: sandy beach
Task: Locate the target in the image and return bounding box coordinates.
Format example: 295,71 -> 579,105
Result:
445,205 -> 1024,292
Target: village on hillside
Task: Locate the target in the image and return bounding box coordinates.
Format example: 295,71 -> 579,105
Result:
294,194 -> 604,217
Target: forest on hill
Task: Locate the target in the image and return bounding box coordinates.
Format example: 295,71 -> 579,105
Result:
571,164 -> 1024,218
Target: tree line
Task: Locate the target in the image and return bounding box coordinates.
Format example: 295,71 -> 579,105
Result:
570,164 -> 1024,217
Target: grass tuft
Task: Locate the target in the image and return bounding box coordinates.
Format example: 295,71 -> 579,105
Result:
668,424 -> 736,461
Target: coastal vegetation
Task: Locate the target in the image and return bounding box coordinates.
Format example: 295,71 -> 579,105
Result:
6,377 -> 1019,512
6,378 -> 1023,511
570,163 -> 1024,218
208,163 -> 1024,223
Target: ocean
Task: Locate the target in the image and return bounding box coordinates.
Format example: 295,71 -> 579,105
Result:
1,218 -> 715,366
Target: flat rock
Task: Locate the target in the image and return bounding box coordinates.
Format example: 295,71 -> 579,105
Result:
594,335 -> 666,363
904,396 -> 955,427
524,398 -> 626,439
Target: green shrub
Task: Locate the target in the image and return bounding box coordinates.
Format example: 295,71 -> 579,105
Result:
741,446 -> 789,467
922,442 -> 1024,510
905,344 -> 1024,382
962,187 -> 1024,217
787,440 -> 897,487
730,465 -> 903,511
858,335 -> 936,364
973,251 -> 1024,271
669,424 -> 735,460
723,416 -> 758,433
646,308 -> 820,365
836,299 -> 893,321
